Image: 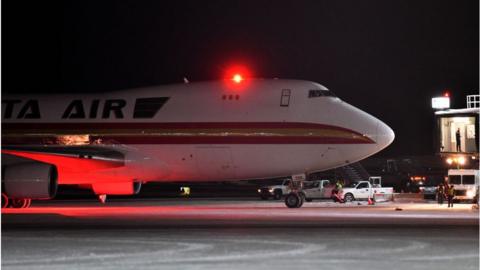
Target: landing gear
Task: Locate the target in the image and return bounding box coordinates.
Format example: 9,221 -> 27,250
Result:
2,194 -> 32,208
2,193 -> 9,208
9,198 -> 31,208
284,173 -> 307,208
298,193 -> 305,208
285,192 -> 305,208
98,194 -> 107,204
25,198 -> 32,208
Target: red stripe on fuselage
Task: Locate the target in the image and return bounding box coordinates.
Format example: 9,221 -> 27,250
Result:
3,122 -> 359,132
2,122 -> 375,145
2,136 -> 371,145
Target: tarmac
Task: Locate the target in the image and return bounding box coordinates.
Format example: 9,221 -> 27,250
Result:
2,199 -> 479,270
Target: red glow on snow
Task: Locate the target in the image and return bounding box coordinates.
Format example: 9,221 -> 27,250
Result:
91,182 -> 135,195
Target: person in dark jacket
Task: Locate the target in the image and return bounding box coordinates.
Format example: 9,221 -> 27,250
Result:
437,185 -> 444,205
456,128 -> 461,152
447,185 -> 455,208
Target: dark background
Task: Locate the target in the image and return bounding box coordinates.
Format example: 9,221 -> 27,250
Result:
2,0 -> 478,157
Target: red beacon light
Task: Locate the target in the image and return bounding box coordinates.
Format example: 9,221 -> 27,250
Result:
232,74 -> 243,83
224,64 -> 251,85
444,92 -> 450,97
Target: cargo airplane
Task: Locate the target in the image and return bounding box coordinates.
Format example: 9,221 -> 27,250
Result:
1,76 -> 394,208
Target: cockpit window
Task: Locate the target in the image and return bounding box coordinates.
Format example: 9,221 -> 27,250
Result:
308,90 -> 336,98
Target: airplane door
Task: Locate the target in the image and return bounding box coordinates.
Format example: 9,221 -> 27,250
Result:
195,147 -> 236,180
279,89 -> 294,121
280,89 -> 291,107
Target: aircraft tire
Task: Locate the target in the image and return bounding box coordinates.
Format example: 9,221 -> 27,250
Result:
1,193 -> 9,208
24,198 -> 32,208
297,194 -> 304,208
10,198 -> 30,208
285,192 -> 301,208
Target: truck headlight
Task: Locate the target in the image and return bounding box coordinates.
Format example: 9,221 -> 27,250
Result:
466,190 -> 475,198
269,188 -> 274,193
257,189 -> 261,193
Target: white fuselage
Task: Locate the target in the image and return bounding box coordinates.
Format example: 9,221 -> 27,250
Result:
2,79 -> 395,184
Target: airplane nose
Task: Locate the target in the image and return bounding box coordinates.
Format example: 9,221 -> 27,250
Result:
375,120 -> 395,150
330,100 -> 394,154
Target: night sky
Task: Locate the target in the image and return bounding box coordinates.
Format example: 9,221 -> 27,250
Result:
2,0 -> 478,157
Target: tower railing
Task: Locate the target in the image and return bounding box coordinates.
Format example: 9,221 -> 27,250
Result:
466,94 -> 479,108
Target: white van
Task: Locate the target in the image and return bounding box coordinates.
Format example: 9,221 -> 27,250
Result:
448,169 -> 479,201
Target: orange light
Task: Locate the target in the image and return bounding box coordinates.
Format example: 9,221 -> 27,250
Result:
232,74 -> 243,83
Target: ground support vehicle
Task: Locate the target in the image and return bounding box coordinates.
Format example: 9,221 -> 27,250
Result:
258,179 -> 291,200
341,180 -> 394,202
420,186 -> 438,200
448,169 -> 479,202
299,180 -> 332,202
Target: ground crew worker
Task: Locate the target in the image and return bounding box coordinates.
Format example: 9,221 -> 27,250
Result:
335,181 -> 343,191
447,185 -> 455,208
331,181 -> 344,203
437,184 -> 444,205
444,182 -> 449,195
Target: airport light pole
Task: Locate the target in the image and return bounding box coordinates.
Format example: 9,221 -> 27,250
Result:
446,156 -> 466,169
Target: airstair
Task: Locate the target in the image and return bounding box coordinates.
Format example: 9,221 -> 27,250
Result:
337,162 -> 371,183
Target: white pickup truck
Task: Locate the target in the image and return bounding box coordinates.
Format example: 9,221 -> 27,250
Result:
258,179 -> 332,201
300,180 -> 332,202
258,179 -> 292,200
341,181 -> 394,202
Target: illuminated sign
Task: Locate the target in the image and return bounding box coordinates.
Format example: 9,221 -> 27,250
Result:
431,96 -> 450,109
